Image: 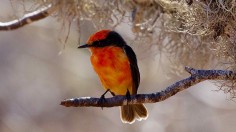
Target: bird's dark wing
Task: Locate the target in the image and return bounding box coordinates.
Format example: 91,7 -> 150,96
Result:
123,45 -> 140,94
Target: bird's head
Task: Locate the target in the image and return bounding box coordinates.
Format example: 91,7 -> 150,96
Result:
78,30 -> 126,49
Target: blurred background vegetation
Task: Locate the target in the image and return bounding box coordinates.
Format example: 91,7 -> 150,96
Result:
0,0 -> 236,132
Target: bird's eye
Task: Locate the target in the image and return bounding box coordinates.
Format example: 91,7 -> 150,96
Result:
91,41 -> 100,47
92,39 -> 109,47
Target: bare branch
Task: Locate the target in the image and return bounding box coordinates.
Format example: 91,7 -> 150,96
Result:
0,4 -> 57,31
60,67 -> 236,108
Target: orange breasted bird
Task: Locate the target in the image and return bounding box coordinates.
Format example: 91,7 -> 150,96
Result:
78,30 -> 148,123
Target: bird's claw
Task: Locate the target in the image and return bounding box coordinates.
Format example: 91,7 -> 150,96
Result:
98,95 -> 107,109
125,90 -> 131,105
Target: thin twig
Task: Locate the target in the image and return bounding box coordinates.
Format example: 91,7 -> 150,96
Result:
0,4 -> 57,31
60,66 -> 236,107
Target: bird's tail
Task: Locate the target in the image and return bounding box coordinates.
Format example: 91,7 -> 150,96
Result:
120,104 -> 148,124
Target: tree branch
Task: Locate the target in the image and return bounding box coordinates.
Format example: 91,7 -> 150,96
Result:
0,4 -> 57,31
60,67 -> 236,108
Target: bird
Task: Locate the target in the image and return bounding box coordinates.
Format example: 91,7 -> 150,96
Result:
78,30 -> 148,124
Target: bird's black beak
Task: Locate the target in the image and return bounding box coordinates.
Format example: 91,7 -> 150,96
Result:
78,44 -> 89,48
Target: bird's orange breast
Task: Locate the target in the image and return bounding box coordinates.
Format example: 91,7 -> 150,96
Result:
90,46 -> 133,95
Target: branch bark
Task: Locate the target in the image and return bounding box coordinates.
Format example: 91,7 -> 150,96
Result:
0,4 -> 57,31
60,67 -> 236,108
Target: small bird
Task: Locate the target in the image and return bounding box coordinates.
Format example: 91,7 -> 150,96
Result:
78,30 -> 148,123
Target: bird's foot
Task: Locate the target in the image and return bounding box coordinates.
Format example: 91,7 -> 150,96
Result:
98,89 -> 110,109
98,95 -> 106,109
125,90 -> 131,105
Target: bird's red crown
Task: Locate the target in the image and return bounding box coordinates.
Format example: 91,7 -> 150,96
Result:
87,30 -> 111,44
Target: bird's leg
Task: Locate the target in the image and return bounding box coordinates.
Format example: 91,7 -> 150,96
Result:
98,89 -> 110,109
125,89 -> 131,105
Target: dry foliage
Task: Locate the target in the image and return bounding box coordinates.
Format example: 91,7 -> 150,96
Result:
8,0 -> 236,98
